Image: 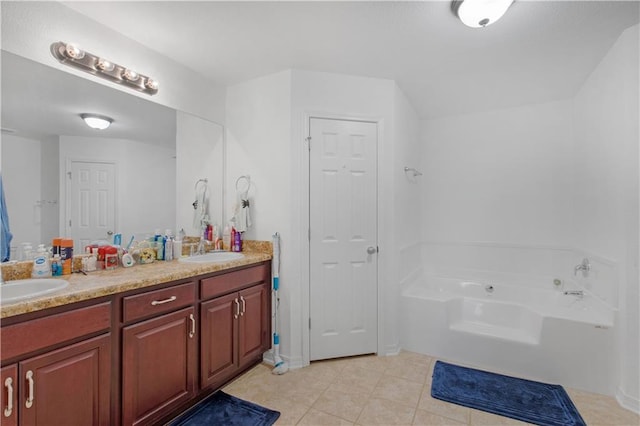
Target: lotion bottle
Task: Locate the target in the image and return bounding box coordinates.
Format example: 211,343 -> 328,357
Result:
32,244 -> 52,278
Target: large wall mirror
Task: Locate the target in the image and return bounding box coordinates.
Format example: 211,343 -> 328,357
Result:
1,51 -> 223,259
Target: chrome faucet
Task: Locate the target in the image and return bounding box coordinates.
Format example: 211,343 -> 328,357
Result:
197,238 -> 206,255
564,290 -> 584,299
574,258 -> 591,276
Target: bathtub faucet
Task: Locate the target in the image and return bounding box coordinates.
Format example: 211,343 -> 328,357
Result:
564,290 -> 584,299
574,258 -> 591,276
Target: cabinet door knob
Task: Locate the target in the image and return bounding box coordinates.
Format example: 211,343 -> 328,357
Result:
189,313 -> 196,338
3,377 -> 13,417
240,296 -> 246,316
25,370 -> 34,409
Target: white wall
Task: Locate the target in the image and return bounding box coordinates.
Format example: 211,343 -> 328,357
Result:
573,24 -> 639,410
422,99 -> 574,246
1,135 -> 43,253
59,136 -> 176,244
225,69 -> 421,366
176,112 -> 224,237
0,1 -> 225,124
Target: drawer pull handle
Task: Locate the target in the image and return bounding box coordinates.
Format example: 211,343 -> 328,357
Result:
234,298 -> 240,319
4,377 -> 13,417
189,314 -> 196,338
25,370 -> 34,409
151,296 -> 177,306
240,296 -> 246,316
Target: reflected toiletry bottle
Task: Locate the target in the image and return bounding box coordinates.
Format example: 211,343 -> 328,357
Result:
60,238 -> 73,275
223,225 -> 231,251
164,229 -> 174,261
32,244 -> 52,278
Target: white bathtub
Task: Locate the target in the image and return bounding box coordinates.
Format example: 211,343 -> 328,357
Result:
400,275 -> 617,395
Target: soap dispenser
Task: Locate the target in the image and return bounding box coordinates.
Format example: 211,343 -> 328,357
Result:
32,244 -> 52,278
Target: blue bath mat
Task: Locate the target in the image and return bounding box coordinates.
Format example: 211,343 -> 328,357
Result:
431,361 -> 585,426
169,391 -> 280,426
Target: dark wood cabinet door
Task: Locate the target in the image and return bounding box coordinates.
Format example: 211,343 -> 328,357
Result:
238,283 -> 270,369
19,334 -> 111,426
122,307 -> 196,426
1,364 -> 18,426
200,292 -> 238,389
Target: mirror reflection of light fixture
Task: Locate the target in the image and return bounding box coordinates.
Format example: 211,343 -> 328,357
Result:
51,41 -> 159,95
80,113 -> 113,130
452,0 -> 514,28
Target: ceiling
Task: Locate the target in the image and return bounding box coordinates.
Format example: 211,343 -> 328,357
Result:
65,1 -> 639,119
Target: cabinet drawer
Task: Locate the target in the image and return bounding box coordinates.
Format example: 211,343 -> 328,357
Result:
201,263 -> 270,300
122,282 -> 195,323
1,302 -> 111,362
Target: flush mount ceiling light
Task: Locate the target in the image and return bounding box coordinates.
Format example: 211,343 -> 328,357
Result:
452,0 -> 515,28
80,113 -> 113,130
51,41 -> 159,95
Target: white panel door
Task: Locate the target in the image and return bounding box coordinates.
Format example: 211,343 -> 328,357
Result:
67,161 -> 116,253
309,117 -> 378,361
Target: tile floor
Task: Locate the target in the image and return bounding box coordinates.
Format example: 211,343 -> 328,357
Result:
223,351 -> 640,426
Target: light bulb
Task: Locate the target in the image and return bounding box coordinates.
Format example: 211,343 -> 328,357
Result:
121,68 -> 139,82
144,78 -> 159,91
64,43 -> 85,59
96,58 -> 115,72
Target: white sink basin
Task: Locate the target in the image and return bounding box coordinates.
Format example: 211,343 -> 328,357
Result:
178,252 -> 244,264
1,278 -> 70,303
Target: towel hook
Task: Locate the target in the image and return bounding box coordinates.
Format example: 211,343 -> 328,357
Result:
236,175 -> 251,192
194,178 -> 208,190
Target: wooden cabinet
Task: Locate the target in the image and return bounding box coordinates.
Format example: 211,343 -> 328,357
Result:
0,302 -> 112,426
19,334 -> 111,426
121,282 -> 197,426
200,264 -> 270,390
1,260 -> 271,426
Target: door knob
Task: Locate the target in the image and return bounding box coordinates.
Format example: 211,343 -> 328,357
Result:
367,246 -> 377,255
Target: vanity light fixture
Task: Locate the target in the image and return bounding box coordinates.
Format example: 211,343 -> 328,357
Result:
51,41 -> 159,95
80,113 -> 113,130
452,0 -> 514,28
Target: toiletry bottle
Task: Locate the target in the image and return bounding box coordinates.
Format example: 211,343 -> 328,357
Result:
32,244 -> 52,278
60,238 -> 73,275
154,229 -> 164,260
164,229 -> 174,261
234,230 -> 243,252
230,227 -> 236,252
51,254 -> 62,276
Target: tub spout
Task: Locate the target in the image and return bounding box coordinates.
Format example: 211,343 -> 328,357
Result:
564,290 -> 584,299
574,258 -> 591,276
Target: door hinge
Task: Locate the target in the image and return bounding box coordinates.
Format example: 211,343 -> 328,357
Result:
305,136 -> 311,151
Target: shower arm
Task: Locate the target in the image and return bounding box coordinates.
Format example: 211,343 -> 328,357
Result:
404,166 -> 423,177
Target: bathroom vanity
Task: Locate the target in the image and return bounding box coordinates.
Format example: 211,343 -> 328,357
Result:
0,254 -> 271,426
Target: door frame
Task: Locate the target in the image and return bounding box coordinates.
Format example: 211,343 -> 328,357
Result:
300,112 -> 385,366
63,158 -> 119,244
